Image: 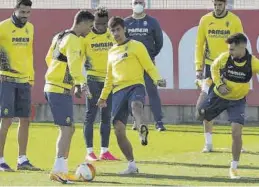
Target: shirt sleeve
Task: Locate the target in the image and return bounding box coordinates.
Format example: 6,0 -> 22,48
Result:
211,54 -> 226,88
45,35 -> 58,67
28,25 -> 34,85
65,36 -> 86,85
136,42 -> 161,84
100,59 -> 113,100
195,17 -> 206,71
152,18 -> 163,57
251,56 -> 259,73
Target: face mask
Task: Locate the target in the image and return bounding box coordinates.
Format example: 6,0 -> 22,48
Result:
133,4 -> 144,14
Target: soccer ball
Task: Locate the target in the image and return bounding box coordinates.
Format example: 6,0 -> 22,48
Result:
75,163 -> 96,182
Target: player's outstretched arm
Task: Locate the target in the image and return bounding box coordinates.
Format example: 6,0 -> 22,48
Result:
28,26 -> 34,86
195,18 -> 206,78
99,60 -> 113,101
136,42 -> 163,86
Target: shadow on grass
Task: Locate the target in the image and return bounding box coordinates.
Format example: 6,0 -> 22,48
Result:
99,172 -> 259,183
163,129 -> 259,136
91,180 -> 173,186
137,160 -> 259,170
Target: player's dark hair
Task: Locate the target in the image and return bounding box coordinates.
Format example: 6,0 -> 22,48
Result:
15,0 -> 32,8
226,33 -> 247,45
75,10 -> 94,25
94,6 -> 109,18
108,16 -> 124,28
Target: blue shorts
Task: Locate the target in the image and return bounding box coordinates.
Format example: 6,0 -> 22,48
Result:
44,92 -> 73,126
0,82 -> 31,118
199,90 -> 246,125
112,84 -> 146,125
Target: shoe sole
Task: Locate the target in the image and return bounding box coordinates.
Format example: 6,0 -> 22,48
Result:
50,174 -> 69,184
118,168 -> 139,175
140,125 -> 149,146
0,168 -> 15,172
157,128 -> 166,132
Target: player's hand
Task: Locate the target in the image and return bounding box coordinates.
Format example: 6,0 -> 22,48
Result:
217,84 -> 230,95
29,80 -> 34,86
196,71 -> 203,80
96,98 -> 107,108
81,83 -> 92,99
74,85 -> 82,98
157,79 -> 166,87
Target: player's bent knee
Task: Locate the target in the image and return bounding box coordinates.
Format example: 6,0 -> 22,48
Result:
195,107 -> 206,121
114,120 -> 126,136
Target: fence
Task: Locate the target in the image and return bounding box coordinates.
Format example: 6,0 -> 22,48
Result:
0,0 -> 258,9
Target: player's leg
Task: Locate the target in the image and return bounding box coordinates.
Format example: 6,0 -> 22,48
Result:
144,72 -> 165,131
45,92 -> 75,184
196,65 -> 215,152
228,98 -> 245,179
112,88 -> 138,174
196,90 -> 228,152
15,83 -> 40,171
129,84 -> 148,146
83,79 -> 99,161
0,81 -> 15,172
99,91 -> 118,160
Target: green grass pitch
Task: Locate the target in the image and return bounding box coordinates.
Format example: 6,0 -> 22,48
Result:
1,123 -> 259,186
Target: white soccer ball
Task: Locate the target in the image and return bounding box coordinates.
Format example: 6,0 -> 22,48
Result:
75,163 -> 96,182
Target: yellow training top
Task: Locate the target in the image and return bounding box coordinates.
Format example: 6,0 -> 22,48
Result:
211,51 -> 259,100
100,39 -> 161,100
44,31 -> 85,94
195,11 -> 243,71
83,29 -> 115,82
0,18 -> 34,84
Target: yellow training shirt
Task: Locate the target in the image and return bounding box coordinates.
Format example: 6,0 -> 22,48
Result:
195,11 -> 243,71
211,52 -> 259,100
83,30 -> 115,81
44,31 -> 85,94
0,18 -> 34,84
100,39 -> 161,100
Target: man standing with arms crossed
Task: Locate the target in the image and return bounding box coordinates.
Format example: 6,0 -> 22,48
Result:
45,10 -> 94,184
195,0 -> 243,152
83,7 -> 118,161
124,0 -> 165,131
97,16 -> 166,174
0,0 -> 40,172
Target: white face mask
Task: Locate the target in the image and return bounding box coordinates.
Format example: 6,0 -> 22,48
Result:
133,4 -> 144,14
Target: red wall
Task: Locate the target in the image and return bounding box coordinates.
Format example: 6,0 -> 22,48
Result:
1,10 -> 259,105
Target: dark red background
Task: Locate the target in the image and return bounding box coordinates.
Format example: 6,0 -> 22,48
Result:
1,10 -> 258,105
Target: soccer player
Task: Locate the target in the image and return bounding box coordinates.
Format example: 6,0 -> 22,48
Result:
197,33 -> 259,179
97,17 -> 166,174
83,7 -> 118,161
44,10 -> 94,184
195,0 -> 243,152
0,0 -> 40,172
124,0 -> 165,131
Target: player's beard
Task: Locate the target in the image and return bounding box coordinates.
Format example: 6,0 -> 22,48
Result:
215,8 -> 226,17
20,17 -> 28,24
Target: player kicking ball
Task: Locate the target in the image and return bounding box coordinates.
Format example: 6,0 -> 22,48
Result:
97,16 -> 166,175
44,10 -> 94,184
